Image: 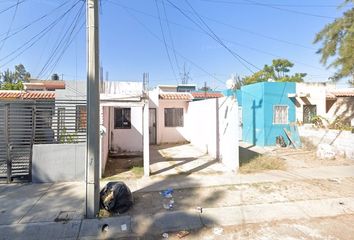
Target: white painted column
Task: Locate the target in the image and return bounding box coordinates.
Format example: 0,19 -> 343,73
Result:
219,97 -> 239,172
143,101 -> 150,176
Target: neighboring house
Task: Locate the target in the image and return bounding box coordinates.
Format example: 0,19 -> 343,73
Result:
148,85 -> 224,144
291,82 -> 336,124
239,82 -> 296,146
23,79 -> 65,91
291,82 -> 354,125
326,88 -> 354,125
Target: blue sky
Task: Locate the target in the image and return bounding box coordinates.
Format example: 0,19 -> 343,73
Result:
0,0 -> 349,89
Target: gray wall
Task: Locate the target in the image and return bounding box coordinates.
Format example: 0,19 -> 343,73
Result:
32,143 -> 85,183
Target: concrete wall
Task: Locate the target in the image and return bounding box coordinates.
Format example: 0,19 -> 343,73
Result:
101,106 -> 109,176
156,100 -> 189,144
186,97 -> 239,171
241,82 -> 296,146
109,106 -> 143,152
299,126 -> 354,159
187,98 -> 218,157
218,97 -> 239,171
295,82 -> 335,123
32,143 -> 85,183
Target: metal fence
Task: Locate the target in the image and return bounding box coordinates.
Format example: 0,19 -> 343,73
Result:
35,100 -> 87,144
0,100 -> 87,182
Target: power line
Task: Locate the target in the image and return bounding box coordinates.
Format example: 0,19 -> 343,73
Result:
243,0 -> 335,19
37,1 -> 85,79
105,1 -> 316,51
0,0 -> 72,42
198,0 -> 338,8
161,0 -> 181,77
106,1 -> 327,72
154,0 -> 178,84
0,0 -> 20,56
111,3 -> 226,85
0,0 -> 25,15
0,0 -> 81,68
167,0 -> 259,73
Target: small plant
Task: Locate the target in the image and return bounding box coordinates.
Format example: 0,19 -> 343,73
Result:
58,128 -> 78,143
328,117 -> 352,131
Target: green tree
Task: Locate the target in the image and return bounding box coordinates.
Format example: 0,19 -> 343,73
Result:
243,58 -> 306,85
0,64 -> 30,90
314,0 -> 354,84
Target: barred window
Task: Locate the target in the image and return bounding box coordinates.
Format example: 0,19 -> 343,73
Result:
114,108 -> 131,129
76,105 -> 87,131
273,105 -> 288,124
164,108 -> 184,127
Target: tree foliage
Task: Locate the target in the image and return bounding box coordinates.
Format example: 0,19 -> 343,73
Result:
314,0 -> 354,83
242,59 -> 307,85
0,64 -> 30,90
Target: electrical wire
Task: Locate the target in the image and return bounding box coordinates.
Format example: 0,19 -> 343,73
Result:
243,0 -> 335,19
154,0 -> 178,84
167,0 -> 259,73
37,1 -> 85,79
0,0 -> 25,15
198,0 -> 338,8
0,0 -> 72,42
114,4 -> 226,85
0,0 -> 81,68
0,0 -> 20,56
161,0 -> 181,76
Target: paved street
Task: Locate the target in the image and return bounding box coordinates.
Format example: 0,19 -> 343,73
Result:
1,165 -> 354,239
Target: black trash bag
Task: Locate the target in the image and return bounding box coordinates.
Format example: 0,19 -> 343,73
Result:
100,181 -> 133,214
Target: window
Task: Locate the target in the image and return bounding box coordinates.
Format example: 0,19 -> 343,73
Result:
164,108 -> 184,127
303,105 -> 317,124
114,108 -> 131,129
273,105 -> 288,124
76,105 -> 87,131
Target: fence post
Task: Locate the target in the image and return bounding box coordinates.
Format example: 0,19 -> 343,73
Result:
4,104 -> 10,183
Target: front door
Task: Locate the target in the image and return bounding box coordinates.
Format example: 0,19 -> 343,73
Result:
149,108 -> 156,145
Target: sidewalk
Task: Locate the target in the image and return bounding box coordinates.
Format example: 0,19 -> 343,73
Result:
1,165 -> 354,239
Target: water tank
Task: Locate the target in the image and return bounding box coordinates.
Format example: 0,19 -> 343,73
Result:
51,73 -> 59,80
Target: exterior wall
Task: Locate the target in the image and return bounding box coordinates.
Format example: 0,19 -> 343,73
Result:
156,100 -> 189,144
241,82 -> 265,146
295,82 -> 335,123
101,106 -> 109,176
218,97 -> 239,171
186,98 -> 218,157
263,82 -> 296,146
326,97 -> 354,124
55,80 -> 86,100
299,126 -> 354,159
32,143 -> 85,183
241,82 -> 296,146
109,106 -> 143,152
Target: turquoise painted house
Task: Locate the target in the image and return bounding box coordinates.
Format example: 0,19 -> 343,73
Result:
240,82 -> 296,146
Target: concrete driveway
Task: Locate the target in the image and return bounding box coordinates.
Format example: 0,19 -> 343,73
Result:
150,143 -> 228,176
0,182 -> 84,225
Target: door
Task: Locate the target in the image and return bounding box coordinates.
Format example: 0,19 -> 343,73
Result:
0,102 -> 35,182
149,108 -> 156,145
303,105 -> 317,124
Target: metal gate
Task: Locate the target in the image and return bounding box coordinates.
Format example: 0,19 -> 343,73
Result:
0,102 -> 35,182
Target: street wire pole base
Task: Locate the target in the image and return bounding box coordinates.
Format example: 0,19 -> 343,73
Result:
86,0 -> 100,219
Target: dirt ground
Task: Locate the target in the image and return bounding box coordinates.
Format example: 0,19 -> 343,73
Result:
160,214 -> 354,240
270,147 -> 354,169
110,177 -> 354,217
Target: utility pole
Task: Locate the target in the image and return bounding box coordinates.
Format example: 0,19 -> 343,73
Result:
86,0 -> 100,219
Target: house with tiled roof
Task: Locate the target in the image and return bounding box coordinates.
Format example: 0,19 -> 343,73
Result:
148,84 -> 224,144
